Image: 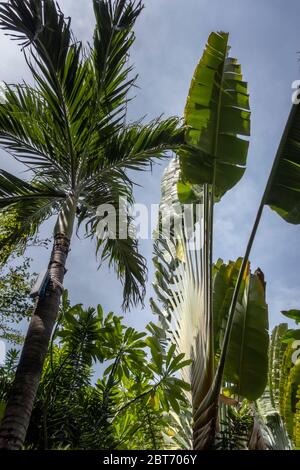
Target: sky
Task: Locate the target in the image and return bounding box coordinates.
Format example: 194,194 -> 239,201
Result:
1,0 -> 300,335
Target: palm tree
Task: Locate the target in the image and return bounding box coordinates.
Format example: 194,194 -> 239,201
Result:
0,0 -> 182,449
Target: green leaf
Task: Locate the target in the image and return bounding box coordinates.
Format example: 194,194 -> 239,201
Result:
177,181 -> 200,204
166,343 -> 176,369
281,329 -> 300,344
172,378 -> 191,392
223,269 -> 269,400
265,104 -> 300,224
167,394 -> 180,414
170,358 -> 192,373
178,31 -> 250,200
212,257 -> 243,353
281,310 -> 300,325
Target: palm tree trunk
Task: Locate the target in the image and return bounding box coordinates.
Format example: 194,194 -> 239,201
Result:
0,233 -> 70,450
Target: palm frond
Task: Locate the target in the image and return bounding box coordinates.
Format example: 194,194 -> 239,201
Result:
78,177 -> 146,310
0,0 -> 98,189
0,84 -> 70,180
0,169 -> 65,208
85,117 -> 184,180
93,0 -> 143,114
0,0 -> 70,51
97,228 -> 147,311
0,170 -> 65,260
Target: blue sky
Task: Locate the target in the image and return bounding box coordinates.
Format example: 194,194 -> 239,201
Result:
1,0 -> 300,334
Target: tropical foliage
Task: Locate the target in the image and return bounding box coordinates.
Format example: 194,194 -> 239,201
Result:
0,256 -> 32,344
151,28 -> 300,450
151,32 -> 264,449
0,292 -> 191,450
266,313 -> 300,449
1,0 -> 300,453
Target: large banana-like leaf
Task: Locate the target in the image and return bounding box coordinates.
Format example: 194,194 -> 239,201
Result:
214,105 -> 300,414
265,104 -> 300,224
212,258 -> 242,353
178,31 -> 250,201
224,274 -> 269,399
223,103 -> 300,390
213,260 -> 269,401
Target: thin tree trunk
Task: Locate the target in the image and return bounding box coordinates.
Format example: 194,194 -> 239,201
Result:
0,233 -> 70,450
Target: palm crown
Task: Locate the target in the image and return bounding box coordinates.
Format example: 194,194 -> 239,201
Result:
0,0 -> 183,308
